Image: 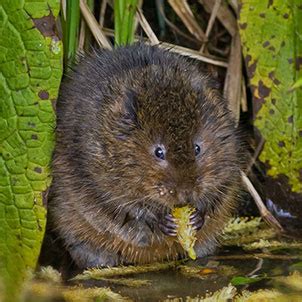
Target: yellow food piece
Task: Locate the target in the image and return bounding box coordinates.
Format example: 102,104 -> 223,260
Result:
172,206 -> 197,260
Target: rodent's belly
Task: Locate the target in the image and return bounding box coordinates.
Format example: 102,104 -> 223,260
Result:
50,178 -> 233,268
53,195 -> 220,268
60,204 -> 185,266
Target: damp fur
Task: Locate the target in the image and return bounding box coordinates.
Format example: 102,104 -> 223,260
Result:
46,44 -> 242,269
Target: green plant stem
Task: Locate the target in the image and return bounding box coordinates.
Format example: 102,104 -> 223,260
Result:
114,0 -> 138,46
64,0 -> 80,65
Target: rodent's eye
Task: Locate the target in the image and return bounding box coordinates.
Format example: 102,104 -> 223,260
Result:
154,147 -> 166,160
194,144 -> 201,156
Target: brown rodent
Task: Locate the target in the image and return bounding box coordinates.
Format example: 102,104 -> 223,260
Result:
47,44 -> 241,269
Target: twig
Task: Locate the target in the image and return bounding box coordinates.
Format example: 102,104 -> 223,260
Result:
160,43 -> 228,67
156,2 -> 200,44
200,0 -> 237,37
242,258 -> 264,291
102,28 -> 228,67
247,258 -> 264,277
241,171 -> 284,232
99,0 -> 108,28
136,8 -> 160,45
78,19 -> 86,52
168,0 -> 206,42
246,138 -> 265,175
80,0 -> 112,49
208,43 -> 230,57
200,0 -> 221,53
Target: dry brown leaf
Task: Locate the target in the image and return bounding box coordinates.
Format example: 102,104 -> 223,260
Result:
223,32 -> 242,123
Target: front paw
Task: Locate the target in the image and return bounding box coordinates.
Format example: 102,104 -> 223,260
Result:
159,214 -> 177,236
189,209 -> 205,231
159,209 -> 205,236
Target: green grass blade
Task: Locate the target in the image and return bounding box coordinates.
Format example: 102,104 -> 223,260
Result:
64,0 -> 80,65
114,0 -> 138,46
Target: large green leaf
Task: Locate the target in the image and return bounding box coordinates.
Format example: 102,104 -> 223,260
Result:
239,1 -> 302,193
0,1 -> 62,301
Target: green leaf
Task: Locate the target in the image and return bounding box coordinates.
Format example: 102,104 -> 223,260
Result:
0,1 -> 63,301
62,0 -> 80,66
239,1 -> 302,192
231,275 -> 266,286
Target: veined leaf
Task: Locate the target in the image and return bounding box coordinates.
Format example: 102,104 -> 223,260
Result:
239,1 -> 302,193
0,1 -> 62,301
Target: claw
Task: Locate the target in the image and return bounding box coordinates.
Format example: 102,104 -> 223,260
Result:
192,217 -> 204,230
189,210 -> 204,231
159,222 -> 177,236
165,214 -> 176,222
159,209 -> 204,236
165,220 -> 177,228
159,214 -> 177,237
189,210 -> 199,220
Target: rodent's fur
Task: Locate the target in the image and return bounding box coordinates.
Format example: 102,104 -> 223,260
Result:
47,44 -> 241,268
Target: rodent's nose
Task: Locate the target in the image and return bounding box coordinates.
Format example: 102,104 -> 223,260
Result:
176,190 -> 193,206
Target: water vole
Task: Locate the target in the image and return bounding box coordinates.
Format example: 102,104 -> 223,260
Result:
47,44 -> 241,268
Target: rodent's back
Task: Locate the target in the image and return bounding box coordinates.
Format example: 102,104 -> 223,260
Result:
48,44 -> 241,268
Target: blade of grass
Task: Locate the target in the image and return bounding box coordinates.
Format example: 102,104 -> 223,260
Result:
114,0 -> 123,46
64,0 -> 80,66
120,1 -> 131,45
126,0 -> 138,44
114,0 -> 138,46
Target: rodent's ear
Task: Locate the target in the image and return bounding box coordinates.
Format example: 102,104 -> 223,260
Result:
120,89 -> 139,128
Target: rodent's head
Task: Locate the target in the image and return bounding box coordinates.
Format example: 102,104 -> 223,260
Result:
85,62 -> 240,217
